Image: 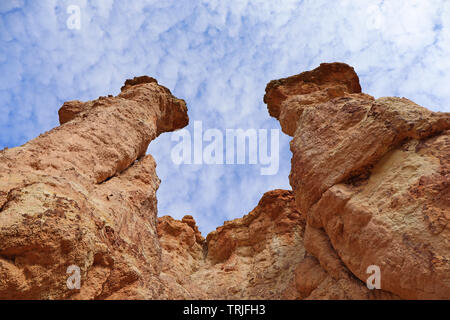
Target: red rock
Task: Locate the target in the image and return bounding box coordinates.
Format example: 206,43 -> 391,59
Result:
1,63 -> 449,300
158,190 -> 310,299
0,77 -> 188,299
265,62 -> 450,299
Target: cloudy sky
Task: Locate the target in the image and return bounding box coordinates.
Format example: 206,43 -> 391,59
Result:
1,0 -> 449,235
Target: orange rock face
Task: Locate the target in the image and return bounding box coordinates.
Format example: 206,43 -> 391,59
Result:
0,78 -> 188,299
158,190 -> 309,299
0,64 -> 449,300
157,190 -> 398,300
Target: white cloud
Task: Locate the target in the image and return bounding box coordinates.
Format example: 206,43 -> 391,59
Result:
1,0 -> 449,234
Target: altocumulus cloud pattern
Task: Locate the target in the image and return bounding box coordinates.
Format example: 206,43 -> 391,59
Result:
1,0 -> 449,234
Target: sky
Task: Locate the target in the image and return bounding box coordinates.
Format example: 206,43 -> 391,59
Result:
1,0 -> 449,235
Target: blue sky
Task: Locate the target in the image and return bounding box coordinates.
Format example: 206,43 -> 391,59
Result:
1,0 -> 449,235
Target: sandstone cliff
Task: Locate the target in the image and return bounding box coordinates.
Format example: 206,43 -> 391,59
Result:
0,64 -> 448,300
264,63 -> 450,299
158,190 -> 309,299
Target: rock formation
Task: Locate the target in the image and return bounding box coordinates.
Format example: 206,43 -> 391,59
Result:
158,190 -> 308,299
0,64 -> 448,300
264,63 -> 450,299
0,77 -> 188,299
